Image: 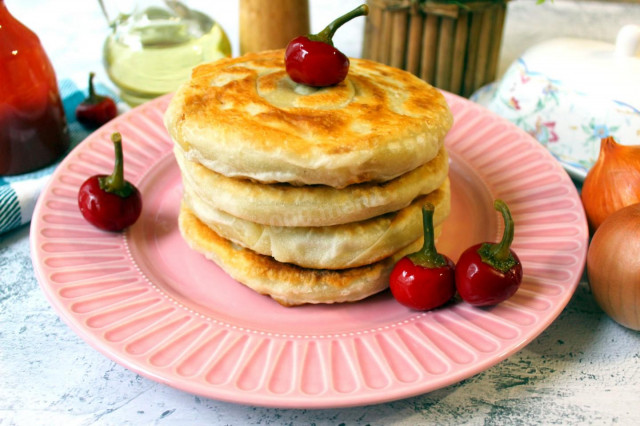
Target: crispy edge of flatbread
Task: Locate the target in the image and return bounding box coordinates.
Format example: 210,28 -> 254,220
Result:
176,144 -> 449,227
183,178 -> 450,270
178,203 -> 442,306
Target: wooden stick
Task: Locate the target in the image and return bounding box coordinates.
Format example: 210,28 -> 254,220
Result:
362,14 -> 372,59
420,14 -> 439,84
406,6 -> 424,76
462,9 -> 482,97
473,9 -> 493,92
390,11 -> 408,68
435,16 -> 454,90
379,8 -> 394,64
366,2 -> 384,61
450,11 -> 469,95
485,3 -> 507,83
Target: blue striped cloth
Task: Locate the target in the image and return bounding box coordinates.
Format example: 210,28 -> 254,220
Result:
0,79 -> 127,235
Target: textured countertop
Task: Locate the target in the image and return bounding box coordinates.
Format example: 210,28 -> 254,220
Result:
2,0 -> 639,424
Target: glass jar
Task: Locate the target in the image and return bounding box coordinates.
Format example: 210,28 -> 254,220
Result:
0,0 -> 69,176
101,0 -> 231,106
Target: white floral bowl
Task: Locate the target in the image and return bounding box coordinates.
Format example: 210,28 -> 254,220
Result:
472,25 -> 640,180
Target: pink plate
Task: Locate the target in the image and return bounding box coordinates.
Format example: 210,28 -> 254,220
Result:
31,92 -> 588,408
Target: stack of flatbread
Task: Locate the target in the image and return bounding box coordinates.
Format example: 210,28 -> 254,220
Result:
164,50 -> 453,306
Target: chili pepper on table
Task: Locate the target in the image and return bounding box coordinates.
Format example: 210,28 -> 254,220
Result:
389,203 -> 456,311
284,4 -> 368,87
77,132 -> 142,232
75,72 -> 117,128
455,199 -> 523,306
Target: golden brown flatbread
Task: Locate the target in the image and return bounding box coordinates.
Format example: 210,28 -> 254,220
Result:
178,204 -> 438,306
175,145 -> 449,227
165,50 -> 452,188
183,179 -> 450,269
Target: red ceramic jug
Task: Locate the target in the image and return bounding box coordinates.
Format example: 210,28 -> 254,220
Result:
0,0 -> 69,175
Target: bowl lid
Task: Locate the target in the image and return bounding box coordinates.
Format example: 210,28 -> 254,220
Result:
519,25 -> 640,108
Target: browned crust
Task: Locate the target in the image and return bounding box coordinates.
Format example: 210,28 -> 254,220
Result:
178,203 -> 434,306
165,50 -> 452,187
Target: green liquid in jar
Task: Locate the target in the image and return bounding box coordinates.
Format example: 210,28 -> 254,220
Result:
103,7 -> 231,106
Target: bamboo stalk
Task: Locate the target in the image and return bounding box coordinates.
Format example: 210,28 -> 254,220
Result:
435,17 -> 454,90
366,2 -> 384,61
379,8 -> 394,64
449,11 -> 469,94
406,6 -> 424,75
420,14 -> 439,84
485,4 -> 507,83
390,11 -> 408,68
473,9 -> 493,92
462,9 -> 482,97
362,16 -> 372,59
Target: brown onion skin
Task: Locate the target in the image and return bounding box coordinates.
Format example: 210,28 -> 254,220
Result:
586,203 -> 640,331
581,137 -> 640,231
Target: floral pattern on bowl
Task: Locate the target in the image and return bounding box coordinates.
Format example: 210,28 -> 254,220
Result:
472,58 -> 640,180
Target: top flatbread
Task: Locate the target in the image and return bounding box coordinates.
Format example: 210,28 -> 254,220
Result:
164,50 -> 453,188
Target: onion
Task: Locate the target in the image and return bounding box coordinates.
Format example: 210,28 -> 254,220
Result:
581,136 -> 640,230
586,203 -> 640,330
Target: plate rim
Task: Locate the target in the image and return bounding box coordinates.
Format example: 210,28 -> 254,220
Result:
30,91 -> 589,408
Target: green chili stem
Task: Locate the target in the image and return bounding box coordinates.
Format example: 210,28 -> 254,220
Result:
99,132 -> 133,198
408,203 -> 447,268
311,4 -> 369,45
88,72 -> 96,102
489,199 -> 515,262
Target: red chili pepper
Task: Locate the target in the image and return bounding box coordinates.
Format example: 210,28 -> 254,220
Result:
78,132 -> 142,232
75,72 -> 117,128
389,203 -> 456,311
284,4 -> 368,87
455,199 -> 523,306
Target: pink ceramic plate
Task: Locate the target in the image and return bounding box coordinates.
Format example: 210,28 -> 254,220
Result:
31,92 -> 588,408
